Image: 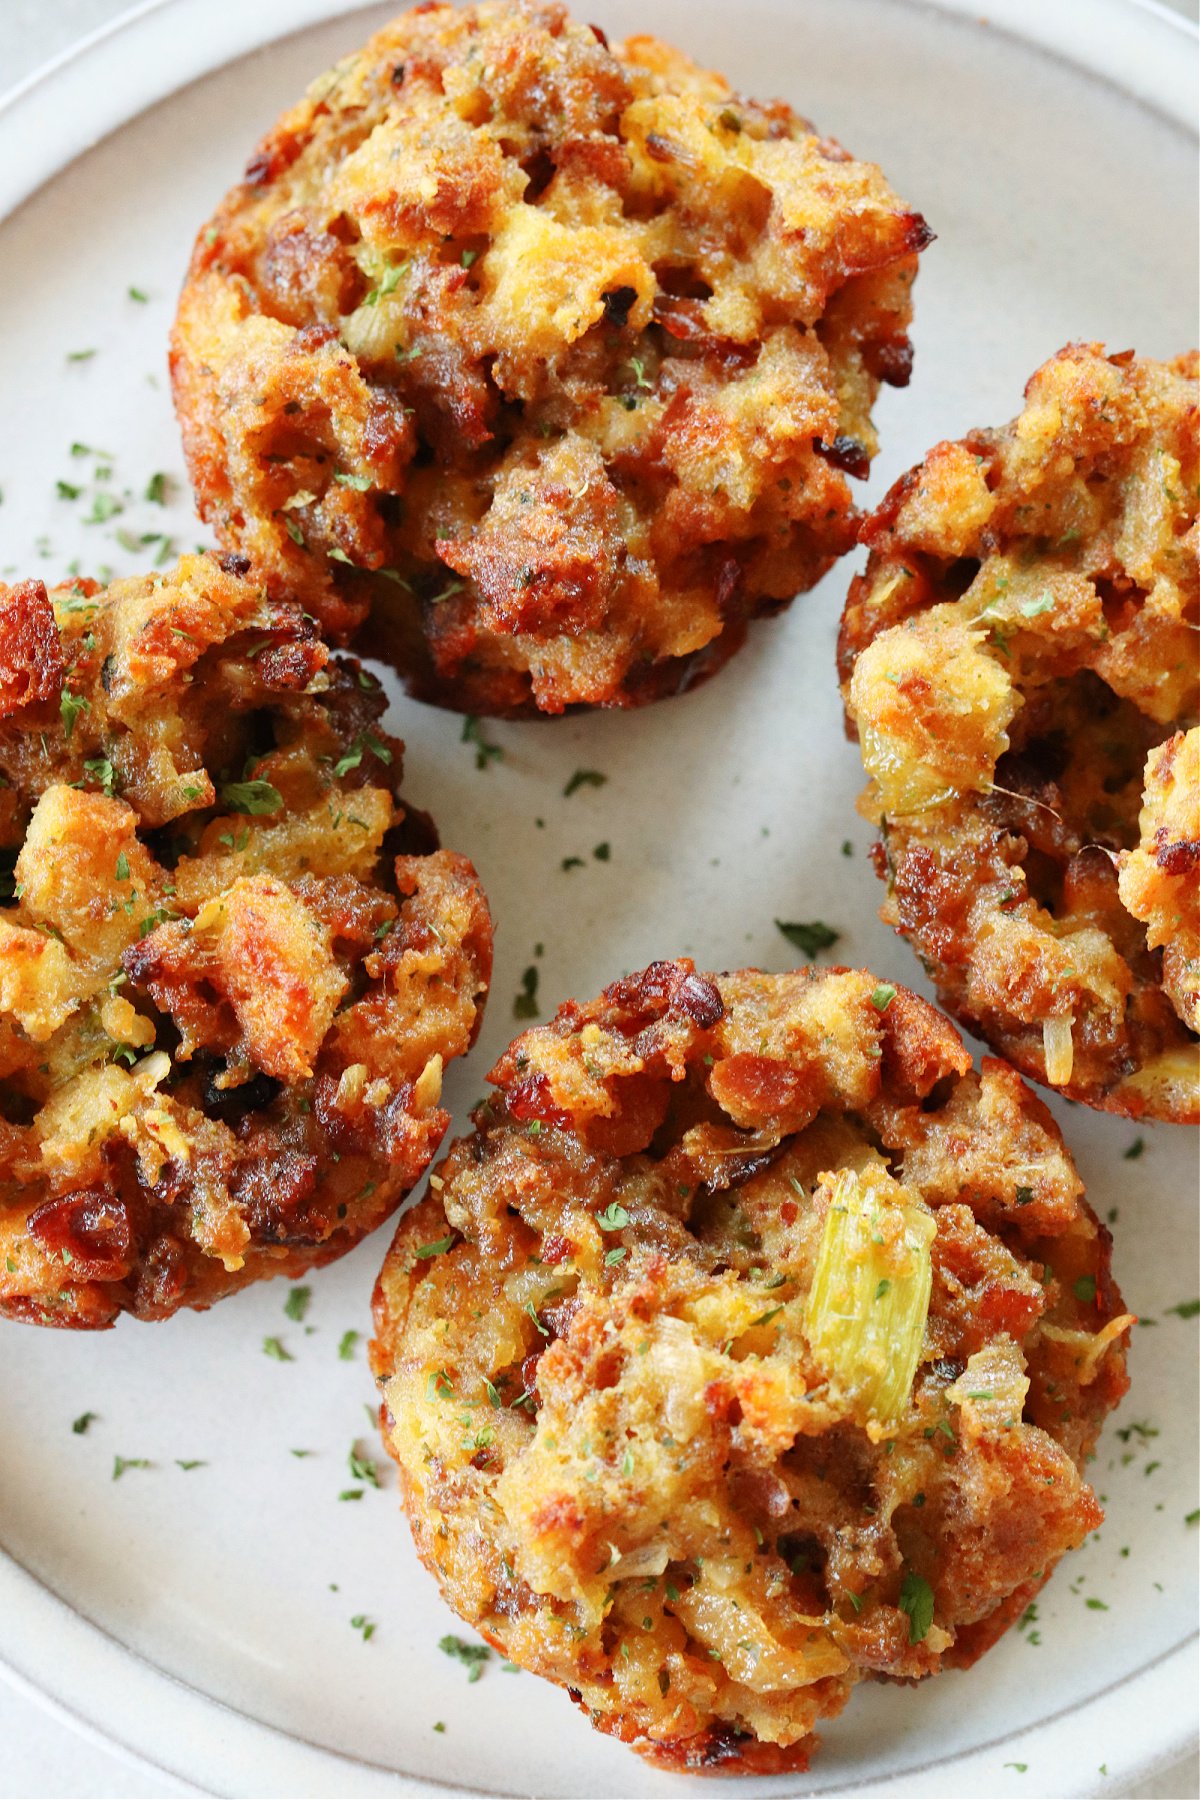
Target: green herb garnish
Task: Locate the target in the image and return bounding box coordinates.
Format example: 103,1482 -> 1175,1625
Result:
284,1286 -> 312,1323
898,1570 -> 934,1644
439,1635 -> 491,1682
775,919 -> 839,959
218,778 -> 282,816
513,965 -> 539,1019
60,690 -> 90,740
563,769 -> 607,797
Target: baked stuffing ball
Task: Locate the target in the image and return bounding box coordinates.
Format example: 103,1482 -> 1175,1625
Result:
0,554 -> 492,1328
172,0 -> 931,716
839,344 -> 1199,1121
371,959 -> 1131,1773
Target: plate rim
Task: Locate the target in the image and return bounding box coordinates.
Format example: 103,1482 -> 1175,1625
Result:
0,0 -> 1196,1794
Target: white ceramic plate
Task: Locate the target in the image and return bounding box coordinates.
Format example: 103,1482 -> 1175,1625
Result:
0,2 -> 1197,1795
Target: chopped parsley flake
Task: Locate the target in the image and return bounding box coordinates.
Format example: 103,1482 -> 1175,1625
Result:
84,493 -> 122,524
604,1246 -> 628,1267
60,690 -> 90,740
415,1234 -> 454,1259
144,473 -> 168,505
348,1445 -> 381,1488
71,1411 -> 97,1435
114,851 -> 131,882
870,983 -> 896,1012
592,841 -> 611,861
461,714 -> 502,770
83,756 -> 117,796
218,778 -> 281,815
513,965 -> 540,1019
363,259 -> 409,306
283,1286 -> 312,1323
439,1634 -> 491,1681
597,1202 -> 629,1231
112,1456 -> 151,1480
1123,1137 -> 1145,1160
429,577 -> 465,605
350,1614 -> 376,1640
775,919 -> 840,959
898,1570 -> 934,1644
1165,1298 -> 1199,1320
563,769 -> 607,797
175,1460 -> 205,1472
262,1336 -> 293,1362
1073,1275 -> 1097,1305
338,1329 -> 360,1360
333,732 -> 393,778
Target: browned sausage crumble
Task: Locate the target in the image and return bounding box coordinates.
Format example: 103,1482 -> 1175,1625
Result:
0,554 -> 492,1327
839,344 -> 1199,1120
371,960 -> 1130,1773
172,0 -> 930,716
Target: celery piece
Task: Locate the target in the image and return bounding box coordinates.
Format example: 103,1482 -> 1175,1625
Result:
804,1166 -> 935,1423
1042,1014 -> 1075,1086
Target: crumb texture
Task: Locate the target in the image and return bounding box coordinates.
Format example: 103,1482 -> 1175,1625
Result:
371,960 -> 1129,1770
0,555 -> 492,1326
839,344 -> 1199,1120
172,0 -> 929,714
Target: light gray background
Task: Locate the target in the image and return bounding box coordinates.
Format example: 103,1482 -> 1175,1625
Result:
1,2 -> 1196,1796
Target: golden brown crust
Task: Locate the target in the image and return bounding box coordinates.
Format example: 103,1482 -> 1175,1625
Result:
839,343 -> 1200,1120
1118,727 -> 1200,1036
0,555 -> 492,1327
171,0 -> 930,716
370,960 -> 1129,1771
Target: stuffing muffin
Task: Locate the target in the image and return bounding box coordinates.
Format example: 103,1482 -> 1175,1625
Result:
839,344 -> 1199,1121
0,554 -> 492,1328
172,0 -> 931,716
370,959 -> 1130,1773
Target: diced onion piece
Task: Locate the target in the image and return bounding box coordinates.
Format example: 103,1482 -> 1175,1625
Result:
669,1577 -> 848,1692
947,1336 -> 1029,1438
1043,1015 -> 1075,1086
1039,1313 -> 1134,1385
804,1166 -> 936,1424
413,1053 -> 444,1111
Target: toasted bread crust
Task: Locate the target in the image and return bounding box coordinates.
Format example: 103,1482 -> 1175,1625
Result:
172,0 -> 929,715
371,960 -> 1129,1770
839,344 -> 1199,1120
0,555 -> 492,1326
